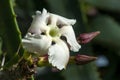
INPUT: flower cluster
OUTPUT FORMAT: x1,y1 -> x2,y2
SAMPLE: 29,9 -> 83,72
22,9 -> 81,70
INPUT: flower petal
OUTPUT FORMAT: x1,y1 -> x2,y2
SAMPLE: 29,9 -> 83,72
50,13 -> 76,26
22,33 -> 51,55
60,26 -> 81,52
28,9 -> 49,34
48,14 -> 58,26
48,39 -> 69,70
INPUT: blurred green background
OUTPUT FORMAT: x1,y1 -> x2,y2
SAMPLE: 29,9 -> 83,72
1,0 -> 120,80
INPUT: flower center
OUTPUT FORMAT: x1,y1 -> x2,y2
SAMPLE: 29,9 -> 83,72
49,26 -> 60,37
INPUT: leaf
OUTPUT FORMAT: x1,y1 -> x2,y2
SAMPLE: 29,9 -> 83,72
85,0 -> 120,11
62,63 -> 100,80
62,65 -> 81,80
89,15 -> 120,50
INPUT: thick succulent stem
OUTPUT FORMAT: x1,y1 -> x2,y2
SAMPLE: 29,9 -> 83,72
0,0 -> 26,79
0,0 -> 24,67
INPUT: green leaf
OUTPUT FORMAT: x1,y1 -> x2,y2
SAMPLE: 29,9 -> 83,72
62,63 -> 100,80
85,0 -> 120,11
89,15 -> 120,50
62,65 -> 81,80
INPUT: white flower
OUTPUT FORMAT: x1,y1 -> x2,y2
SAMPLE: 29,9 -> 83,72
22,9 -> 81,70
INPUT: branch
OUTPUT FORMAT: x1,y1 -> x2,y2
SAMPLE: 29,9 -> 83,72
0,0 -> 24,68
30,54 -> 97,67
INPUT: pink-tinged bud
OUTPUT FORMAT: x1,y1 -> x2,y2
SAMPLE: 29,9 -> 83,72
75,54 -> 97,65
77,31 -> 100,44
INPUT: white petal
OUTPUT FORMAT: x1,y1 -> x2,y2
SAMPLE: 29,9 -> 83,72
60,26 -> 81,52
57,16 -> 76,25
48,14 -> 58,26
48,39 -> 69,70
22,33 -> 51,55
28,9 -> 49,34
50,13 -> 76,26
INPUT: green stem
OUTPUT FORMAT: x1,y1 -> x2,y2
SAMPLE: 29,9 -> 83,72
31,75 -> 34,80
79,0 -> 89,30
36,55 -> 97,67
0,0 -> 24,68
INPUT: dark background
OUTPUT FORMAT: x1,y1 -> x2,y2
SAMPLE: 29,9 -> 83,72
2,0 -> 120,80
